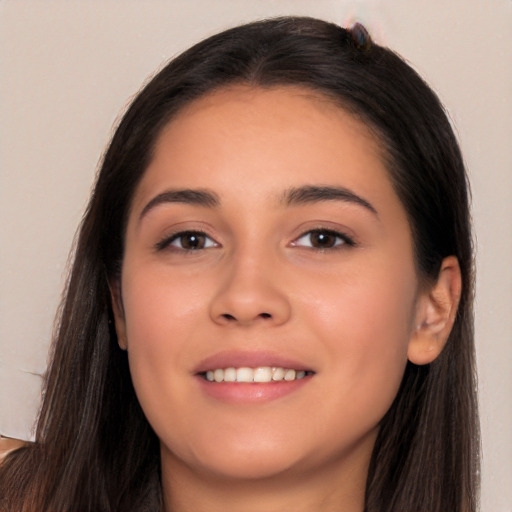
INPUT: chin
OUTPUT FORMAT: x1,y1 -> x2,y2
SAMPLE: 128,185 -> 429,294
210,453 -> 300,481
163,435 -> 308,483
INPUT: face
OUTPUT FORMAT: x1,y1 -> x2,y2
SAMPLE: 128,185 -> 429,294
114,86 -> 425,488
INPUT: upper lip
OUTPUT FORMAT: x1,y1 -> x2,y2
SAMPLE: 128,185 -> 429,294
193,350 -> 314,374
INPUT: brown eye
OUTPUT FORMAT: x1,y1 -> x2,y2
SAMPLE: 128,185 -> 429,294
166,231 -> 217,251
309,231 -> 338,248
293,229 -> 354,249
179,233 -> 205,250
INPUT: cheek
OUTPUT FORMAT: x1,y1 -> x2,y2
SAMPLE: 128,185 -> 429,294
122,266 -> 206,345
119,267 -> 207,419
303,257 -> 417,418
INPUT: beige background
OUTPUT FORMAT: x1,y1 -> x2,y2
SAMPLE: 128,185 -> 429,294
1,1 -> 511,510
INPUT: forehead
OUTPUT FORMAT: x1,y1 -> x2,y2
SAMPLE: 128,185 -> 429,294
165,84 -> 381,154
131,85 -> 398,217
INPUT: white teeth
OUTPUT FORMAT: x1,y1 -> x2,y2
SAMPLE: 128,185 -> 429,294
224,367 -> 236,382
272,367 -> 285,381
284,369 -> 296,381
203,366 -> 310,383
253,367 -> 272,383
236,367 -> 253,383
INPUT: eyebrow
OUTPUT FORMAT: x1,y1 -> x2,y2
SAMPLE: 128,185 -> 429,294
282,185 -> 378,215
139,189 -> 220,220
139,184 -> 378,221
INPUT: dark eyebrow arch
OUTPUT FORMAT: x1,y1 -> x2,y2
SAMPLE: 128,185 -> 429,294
139,189 -> 220,220
283,185 -> 378,216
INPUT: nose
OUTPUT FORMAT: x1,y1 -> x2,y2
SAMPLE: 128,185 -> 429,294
209,250 -> 292,327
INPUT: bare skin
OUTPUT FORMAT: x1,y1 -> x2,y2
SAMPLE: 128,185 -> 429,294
0,436 -> 26,463
111,85 -> 461,512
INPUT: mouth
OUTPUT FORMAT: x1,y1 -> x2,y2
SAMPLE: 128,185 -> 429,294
193,351 -> 316,402
199,367 -> 315,383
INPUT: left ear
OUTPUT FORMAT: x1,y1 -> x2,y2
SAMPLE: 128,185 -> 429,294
408,256 -> 462,365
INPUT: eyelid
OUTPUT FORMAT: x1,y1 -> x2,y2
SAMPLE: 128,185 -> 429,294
155,229 -> 220,252
290,228 -> 356,250
153,224 -> 356,253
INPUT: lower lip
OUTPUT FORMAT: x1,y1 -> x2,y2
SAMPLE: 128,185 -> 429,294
195,375 -> 312,403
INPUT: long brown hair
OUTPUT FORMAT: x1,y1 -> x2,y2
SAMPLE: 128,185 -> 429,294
0,17 -> 479,512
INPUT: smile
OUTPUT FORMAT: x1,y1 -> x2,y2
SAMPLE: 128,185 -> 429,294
202,367 -> 313,383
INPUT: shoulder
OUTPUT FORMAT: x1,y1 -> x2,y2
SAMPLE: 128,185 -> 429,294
0,436 -> 27,463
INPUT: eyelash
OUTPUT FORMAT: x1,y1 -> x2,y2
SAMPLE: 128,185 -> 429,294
292,229 -> 356,250
155,231 -> 218,252
155,228 -> 356,253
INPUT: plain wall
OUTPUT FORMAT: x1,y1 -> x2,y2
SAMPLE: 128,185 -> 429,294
1,1 -> 511,510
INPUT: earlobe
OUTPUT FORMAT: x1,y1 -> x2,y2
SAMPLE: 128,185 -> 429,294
408,256 -> 462,365
108,279 -> 128,351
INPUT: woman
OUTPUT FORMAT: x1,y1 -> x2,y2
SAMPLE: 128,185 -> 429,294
0,17 -> 479,512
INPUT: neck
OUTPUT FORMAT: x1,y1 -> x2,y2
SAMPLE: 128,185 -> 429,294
160,438 -> 373,512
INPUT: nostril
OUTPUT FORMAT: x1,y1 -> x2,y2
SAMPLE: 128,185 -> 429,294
220,312 -> 272,322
